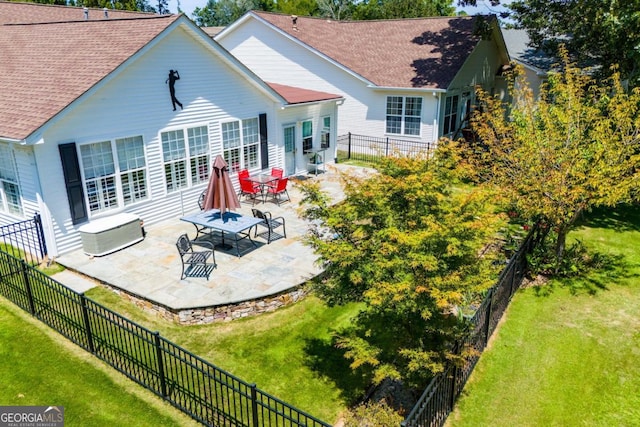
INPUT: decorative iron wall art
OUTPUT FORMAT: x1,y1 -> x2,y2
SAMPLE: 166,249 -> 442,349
166,69 -> 183,111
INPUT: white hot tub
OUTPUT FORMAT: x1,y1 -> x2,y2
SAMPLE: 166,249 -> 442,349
78,213 -> 144,256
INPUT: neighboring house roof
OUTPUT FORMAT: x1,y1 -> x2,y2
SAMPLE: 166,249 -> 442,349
201,26 -> 226,37
266,82 -> 342,105
502,28 -> 554,74
0,1 -> 153,24
224,11 -> 491,90
0,2 -> 339,142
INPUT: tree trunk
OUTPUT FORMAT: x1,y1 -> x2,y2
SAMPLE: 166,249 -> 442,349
553,208 -> 584,273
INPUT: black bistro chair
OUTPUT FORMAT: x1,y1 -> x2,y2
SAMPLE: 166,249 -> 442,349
176,234 -> 216,280
251,208 -> 286,244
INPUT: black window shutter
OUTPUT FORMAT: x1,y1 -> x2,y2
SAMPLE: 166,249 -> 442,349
58,143 -> 88,225
259,113 -> 269,170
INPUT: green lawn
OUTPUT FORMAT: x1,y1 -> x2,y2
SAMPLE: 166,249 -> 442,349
84,289 -> 367,423
0,296 -> 200,427
447,205 -> 640,426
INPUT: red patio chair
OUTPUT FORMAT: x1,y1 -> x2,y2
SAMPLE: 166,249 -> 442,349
266,177 -> 290,205
239,177 -> 263,205
271,167 -> 283,178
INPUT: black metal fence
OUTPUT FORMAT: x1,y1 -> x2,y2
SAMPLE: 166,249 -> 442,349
0,251 -> 331,427
0,213 -> 47,265
336,133 -> 436,163
401,226 -> 543,427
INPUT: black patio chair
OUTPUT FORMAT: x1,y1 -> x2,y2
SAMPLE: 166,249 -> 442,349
251,208 -> 286,244
197,189 -> 207,210
176,233 -> 216,280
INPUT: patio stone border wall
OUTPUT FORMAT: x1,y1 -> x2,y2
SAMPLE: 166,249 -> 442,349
102,283 -> 309,324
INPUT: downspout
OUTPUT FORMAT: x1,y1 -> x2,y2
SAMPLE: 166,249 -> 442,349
433,92 -> 441,144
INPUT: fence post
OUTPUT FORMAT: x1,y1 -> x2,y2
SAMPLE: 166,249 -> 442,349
80,295 -> 95,354
483,288 -> 493,348
250,383 -> 259,426
33,213 -> 47,261
385,137 -> 390,157
20,260 -> 36,315
347,132 -> 352,160
154,332 -> 168,398
449,344 -> 459,410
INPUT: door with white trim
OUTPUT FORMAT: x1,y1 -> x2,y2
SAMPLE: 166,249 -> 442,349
283,124 -> 296,176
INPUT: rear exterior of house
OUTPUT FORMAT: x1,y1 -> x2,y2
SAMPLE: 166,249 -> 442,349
0,4 -> 341,257
216,12 -> 510,146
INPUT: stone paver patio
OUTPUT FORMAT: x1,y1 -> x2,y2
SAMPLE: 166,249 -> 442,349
53,164 -> 374,323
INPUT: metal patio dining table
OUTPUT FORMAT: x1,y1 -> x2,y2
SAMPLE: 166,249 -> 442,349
180,209 -> 263,257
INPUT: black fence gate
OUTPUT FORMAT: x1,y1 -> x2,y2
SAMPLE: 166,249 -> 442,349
0,213 -> 47,265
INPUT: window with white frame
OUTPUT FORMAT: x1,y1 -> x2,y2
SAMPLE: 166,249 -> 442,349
386,96 -> 422,136
80,135 -> 148,214
321,116 -> 331,148
116,136 -> 147,205
0,144 -> 22,216
302,120 -> 313,152
161,125 -> 210,192
443,95 -> 459,135
222,118 -> 260,172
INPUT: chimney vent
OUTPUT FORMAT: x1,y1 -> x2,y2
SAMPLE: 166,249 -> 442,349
83,7 -> 89,20
291,15 -> 298,30
104,7 -> 109,18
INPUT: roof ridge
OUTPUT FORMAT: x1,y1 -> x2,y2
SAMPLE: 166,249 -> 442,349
0,0 -> 155,14
4,14 -> 177,27
253,10 -> 476,24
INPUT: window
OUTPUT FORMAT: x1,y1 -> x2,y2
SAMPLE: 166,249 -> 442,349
116,136 -> 147,205
222,118 -> 260,172
161,125 -> 210,192
321,116 -> 331,148
81,141 -> 118,213
0,144 -> 22,216
386,96 -> 422,136
80,136 -> 148,214
443,95 -> 459,135
302,120 -> 313,152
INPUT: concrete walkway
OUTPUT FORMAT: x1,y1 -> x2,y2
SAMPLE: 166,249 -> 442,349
52,164 -> 374,320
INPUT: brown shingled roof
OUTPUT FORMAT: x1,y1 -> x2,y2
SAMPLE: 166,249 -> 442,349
0,1 -> 153,24
252,11 -> 483,90
0,2 -> 179,140
267,82 -> 342,104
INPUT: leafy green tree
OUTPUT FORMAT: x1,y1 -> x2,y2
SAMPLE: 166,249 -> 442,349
273,0 -> 319,16
458,0 -> 640,86
317,0 -> 354,20
460,49 -> 640,268
299,152 -> 505,387
352,0 -> 455,20
509,0 -> 640,86
193,0 -> 274,26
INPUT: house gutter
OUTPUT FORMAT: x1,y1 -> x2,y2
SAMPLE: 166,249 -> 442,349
0,137 -> 27,144
368,86 -> 447,94
279,97 -> 344,109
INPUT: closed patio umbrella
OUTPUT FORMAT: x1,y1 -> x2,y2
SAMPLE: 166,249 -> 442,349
203,155 -> 241,219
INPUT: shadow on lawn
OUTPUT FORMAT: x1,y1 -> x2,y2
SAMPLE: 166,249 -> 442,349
532,203 -> 640,297
303,337 -> 371,405
576,203 -> 640,233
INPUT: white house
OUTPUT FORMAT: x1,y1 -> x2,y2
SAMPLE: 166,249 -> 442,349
0,2 -> 342,256
215,11 -> 510,145
502,28 -> 554,99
